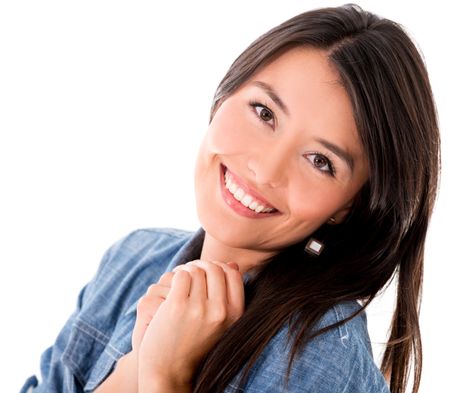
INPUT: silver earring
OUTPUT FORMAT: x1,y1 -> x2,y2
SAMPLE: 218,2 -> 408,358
328,217 -> 336,224
305,238 -> 325,256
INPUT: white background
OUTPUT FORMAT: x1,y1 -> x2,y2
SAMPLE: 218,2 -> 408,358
1,1 -> 448,392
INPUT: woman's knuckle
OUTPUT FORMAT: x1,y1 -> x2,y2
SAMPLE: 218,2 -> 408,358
189,304 -> 205,319
192,266 -> 206,276
210,305 -> 227,323
187,265 -> 200,272
176,269 -> 191,280
208,263 -> 222,275
146,283 -> 158,295
159,271 -> 174,282
186,260 -> 200,268
136,296 -> 147,311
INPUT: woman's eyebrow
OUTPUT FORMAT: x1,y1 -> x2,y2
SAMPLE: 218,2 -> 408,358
315,137 -> 355,173
251,80 -> 355,174
251,81 -> 290,116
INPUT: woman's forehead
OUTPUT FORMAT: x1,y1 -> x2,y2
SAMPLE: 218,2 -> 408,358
250,47 -> 338,82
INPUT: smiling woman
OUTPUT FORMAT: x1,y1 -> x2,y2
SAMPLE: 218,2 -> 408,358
195,47 -> 369,269
20,4 -> 440,393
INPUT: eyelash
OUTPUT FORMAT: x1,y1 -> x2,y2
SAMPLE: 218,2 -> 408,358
249,100 -> 276,127
248,100 -> 336,177
306,151 -> 336,177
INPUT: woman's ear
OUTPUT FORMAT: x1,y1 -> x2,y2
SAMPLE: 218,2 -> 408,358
328,201 -> 353,225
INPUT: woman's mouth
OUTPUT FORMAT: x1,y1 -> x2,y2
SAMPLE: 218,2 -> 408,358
219,164 -> 280,218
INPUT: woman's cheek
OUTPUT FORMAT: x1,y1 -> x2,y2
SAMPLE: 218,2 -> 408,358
206,122 -> 253,156
288,184 -> 335,222
207,101 -> 258,155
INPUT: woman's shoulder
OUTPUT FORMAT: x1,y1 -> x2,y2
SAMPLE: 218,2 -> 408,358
91,227 -> 195,283
44,227 -> 199,389
293,301 -> 389,391
319,300 -> 373,353
103,227 -> 195,260
311,301 -> 389,392
229,301 -> 390,393
77,227 -> 197,332
89,225 -> 195,283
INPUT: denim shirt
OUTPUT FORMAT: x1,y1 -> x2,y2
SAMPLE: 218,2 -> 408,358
21,227 -> 390,393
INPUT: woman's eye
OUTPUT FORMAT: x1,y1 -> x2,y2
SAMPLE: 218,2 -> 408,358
249,101 -> 275,126
305,153 -> 336,177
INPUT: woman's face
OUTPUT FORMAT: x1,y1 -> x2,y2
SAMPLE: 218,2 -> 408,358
194,47 -> 369,254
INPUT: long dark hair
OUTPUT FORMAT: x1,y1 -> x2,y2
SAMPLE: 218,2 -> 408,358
193,4 -> 440,393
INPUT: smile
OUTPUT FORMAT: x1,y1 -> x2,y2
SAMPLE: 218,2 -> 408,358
220,164 -> 280,218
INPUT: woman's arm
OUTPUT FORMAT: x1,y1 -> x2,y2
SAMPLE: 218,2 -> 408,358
139,374 -> 192,393
94,351 -> 138,393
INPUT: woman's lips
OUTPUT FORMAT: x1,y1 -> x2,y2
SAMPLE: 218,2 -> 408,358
222,164 -> 278,210
219,164 -> 281,218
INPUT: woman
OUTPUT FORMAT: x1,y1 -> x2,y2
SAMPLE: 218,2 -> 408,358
21,4 -> 440,393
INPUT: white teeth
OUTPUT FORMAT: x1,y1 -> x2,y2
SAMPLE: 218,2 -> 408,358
234,188 -> 245,201
241,195 -> 252,207
249,201 -> 258,210
223,168 -> 276,213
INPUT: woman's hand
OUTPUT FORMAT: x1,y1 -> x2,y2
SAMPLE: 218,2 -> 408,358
137,260 -> 245,391
132,270 -> 174,354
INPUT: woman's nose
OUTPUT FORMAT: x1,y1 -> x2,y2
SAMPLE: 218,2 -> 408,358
247,144 -> 290,188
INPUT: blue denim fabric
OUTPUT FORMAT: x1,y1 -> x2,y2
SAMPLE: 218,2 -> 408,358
21,227 -> 390,392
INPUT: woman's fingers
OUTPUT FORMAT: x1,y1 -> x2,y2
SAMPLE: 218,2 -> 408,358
167,269 -> 191,301
133,294 -> 165,351
132,273 -> 174,351
173,260 -> 244,323
136,294 -> 165,324
185,265 -> 207,301
217,262 -> 245,320
201,260 -> 245,321
188,260 -> 227,303
158,271 -> 175,287
137,260 -> 246,384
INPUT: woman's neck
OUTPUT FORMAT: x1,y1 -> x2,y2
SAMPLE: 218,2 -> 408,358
199,231 -> 276,276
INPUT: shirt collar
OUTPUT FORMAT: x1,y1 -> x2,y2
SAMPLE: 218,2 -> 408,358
170,226 -> 205,268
